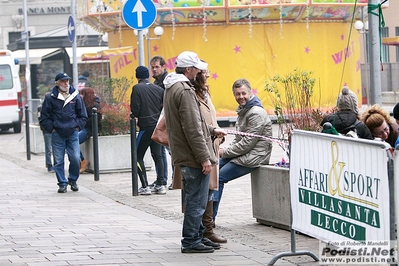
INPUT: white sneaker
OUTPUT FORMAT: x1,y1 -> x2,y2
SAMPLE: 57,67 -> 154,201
138,187 -> 151,195
153,185 -> 166,195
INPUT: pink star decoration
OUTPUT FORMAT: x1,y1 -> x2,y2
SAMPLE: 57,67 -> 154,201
153,45 -> 159,52
211,72 -> 219,80
305,46 -> 310,54
252,88 -> 258,95
341,34 -> 345,40
233,45 -> 241,53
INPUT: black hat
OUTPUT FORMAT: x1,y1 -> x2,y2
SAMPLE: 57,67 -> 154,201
393,103 -> 399,120
135,66 -> 149,80
55,72 -> 72,81
82,70 -> 90,77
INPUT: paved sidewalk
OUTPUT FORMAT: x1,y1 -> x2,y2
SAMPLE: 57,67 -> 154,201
0,126 -> 324,266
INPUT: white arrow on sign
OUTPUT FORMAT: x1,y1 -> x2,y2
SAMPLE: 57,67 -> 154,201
68,23 -> 75,35
132,0 -> 147,27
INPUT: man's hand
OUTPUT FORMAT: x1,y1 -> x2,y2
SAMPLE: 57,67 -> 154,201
214,128 -> 226,138
201,160 -> 212,175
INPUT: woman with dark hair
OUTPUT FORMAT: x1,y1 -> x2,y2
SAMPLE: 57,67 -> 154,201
191,64 -> 227,244
79,87 -> 101,173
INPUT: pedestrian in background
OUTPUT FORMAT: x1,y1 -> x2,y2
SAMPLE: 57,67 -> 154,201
163,51 -> 226,253
39,72 -> 87,193
213,78 -> 273,222
321,86 -> 372,139
78,87 -> 101,173
149,55 -> 172,190
361,104 -> 399,148
78,70 -> 91,90
130,66 -> 166,195
191,62 -> 227,243
37,97 -> 54,173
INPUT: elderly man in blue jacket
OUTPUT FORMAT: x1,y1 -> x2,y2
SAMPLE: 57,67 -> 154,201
40,72 -> 87,193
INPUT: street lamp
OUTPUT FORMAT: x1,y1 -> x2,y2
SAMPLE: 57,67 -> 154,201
134,26 -> 164,68
354,16 -> 369,106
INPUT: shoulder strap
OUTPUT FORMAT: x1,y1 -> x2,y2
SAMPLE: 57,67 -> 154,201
342,120 -> 361,133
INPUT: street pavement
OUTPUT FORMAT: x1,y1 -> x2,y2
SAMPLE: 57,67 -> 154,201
0,125 -> 327,266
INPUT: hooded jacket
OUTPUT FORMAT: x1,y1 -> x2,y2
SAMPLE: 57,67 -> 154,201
130,79 -> 164,130
222,95 -> 273,167
40,85 -> 87,138
163,72 -> 217,168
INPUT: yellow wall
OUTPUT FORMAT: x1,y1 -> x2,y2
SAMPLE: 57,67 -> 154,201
107,22 -> 361,116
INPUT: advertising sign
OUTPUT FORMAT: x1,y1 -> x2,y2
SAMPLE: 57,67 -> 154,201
290,130 -> 391,242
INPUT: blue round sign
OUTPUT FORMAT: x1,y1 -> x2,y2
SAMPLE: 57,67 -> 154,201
67,16 -> 75,43
122,0 -> 157,30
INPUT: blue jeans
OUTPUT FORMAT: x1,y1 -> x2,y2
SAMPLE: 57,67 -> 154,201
52,130 -> 80,186
212,158 -> 256,221
43,132 -> 52,168
180,165 -> 210,249
78,128 -> 90,161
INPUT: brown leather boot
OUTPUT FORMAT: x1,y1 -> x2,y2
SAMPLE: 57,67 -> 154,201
80,159 -> 89,174
203,200 -> 227,243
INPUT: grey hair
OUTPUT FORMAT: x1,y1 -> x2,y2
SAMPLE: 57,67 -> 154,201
232,78 -> 251,92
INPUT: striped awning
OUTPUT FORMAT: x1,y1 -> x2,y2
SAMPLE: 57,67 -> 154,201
382,37 -> 399,46
81,46 -> 134,61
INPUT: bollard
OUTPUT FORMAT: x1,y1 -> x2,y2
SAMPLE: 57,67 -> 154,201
92,107 -> 100,181
25,105 -> 31,160
130,117 -> 138,196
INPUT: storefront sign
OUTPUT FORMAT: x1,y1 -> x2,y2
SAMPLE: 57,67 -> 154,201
18,7 -> 71,15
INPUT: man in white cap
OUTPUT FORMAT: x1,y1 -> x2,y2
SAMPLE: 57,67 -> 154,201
163,51 -> 225,253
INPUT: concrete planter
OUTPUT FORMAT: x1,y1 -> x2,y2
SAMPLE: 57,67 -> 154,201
28,126 -> 153,173
28,124 -> 45,155
251,165 -> 291,230
81,135 -> 153,173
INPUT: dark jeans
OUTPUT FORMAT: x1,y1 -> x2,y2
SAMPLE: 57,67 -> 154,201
212,158 -> 256,221
180,165 -> 210,249
78,128 -> 90,161
136,128 -> 165,187
43,132 -> 52,168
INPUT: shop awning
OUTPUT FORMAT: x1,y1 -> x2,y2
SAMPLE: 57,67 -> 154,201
382,37 -> 399,46
12,47 -> 109,65
65,47 -> 108,63
81,46 -> 134,61
12,48 -> 59,65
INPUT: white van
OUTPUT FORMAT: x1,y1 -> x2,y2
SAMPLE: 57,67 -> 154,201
0,50 -> 22,133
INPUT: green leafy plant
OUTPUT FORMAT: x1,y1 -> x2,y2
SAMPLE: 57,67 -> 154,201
265,68 -> 323,156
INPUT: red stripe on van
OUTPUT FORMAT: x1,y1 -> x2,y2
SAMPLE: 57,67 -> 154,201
0,99 -> 18,106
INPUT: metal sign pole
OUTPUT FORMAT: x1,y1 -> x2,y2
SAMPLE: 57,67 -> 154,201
23,0 -> 32,124
70,0 -> 78,87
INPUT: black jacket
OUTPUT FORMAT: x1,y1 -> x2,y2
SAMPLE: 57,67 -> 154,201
321,111 -> 373,140
130,79 -> 163,130
153,70 -> 168,90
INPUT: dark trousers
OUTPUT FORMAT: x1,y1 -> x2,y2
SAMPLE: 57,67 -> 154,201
136,128 -> 166,187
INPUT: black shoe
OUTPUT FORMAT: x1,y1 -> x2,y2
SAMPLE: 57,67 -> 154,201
58,185 -> 67,193
69,181 -> 79,192
181,243 -> 214,253
202,237 -> 221,249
